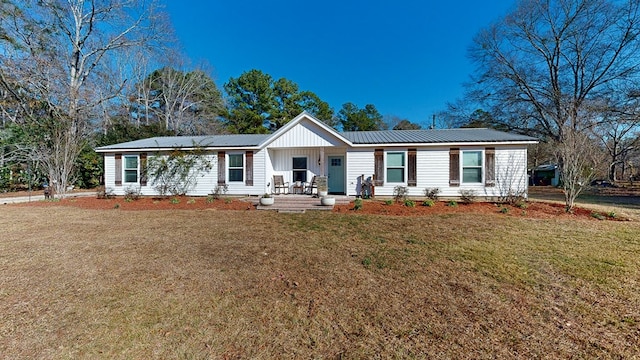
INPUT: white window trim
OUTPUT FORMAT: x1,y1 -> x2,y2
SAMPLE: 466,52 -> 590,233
461,150 -> 483,184
386,151 -> 406,184
123,155 -> 139,184
228,153 -> 244,182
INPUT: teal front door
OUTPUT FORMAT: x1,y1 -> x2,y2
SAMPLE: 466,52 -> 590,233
328,156 -> 345,194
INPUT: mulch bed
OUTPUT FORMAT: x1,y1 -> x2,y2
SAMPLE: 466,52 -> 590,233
9,195 -> 622,220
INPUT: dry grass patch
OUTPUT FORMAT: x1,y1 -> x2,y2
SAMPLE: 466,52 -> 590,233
1,208 -> 639,358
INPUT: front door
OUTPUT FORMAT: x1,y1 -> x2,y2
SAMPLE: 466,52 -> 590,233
328,156 -> 345,194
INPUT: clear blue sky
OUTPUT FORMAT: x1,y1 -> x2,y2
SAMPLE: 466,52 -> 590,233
165,1 -> 515,127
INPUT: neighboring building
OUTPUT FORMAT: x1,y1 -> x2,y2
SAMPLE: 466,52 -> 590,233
96,112 -> 538,199
531,163 -> 560,186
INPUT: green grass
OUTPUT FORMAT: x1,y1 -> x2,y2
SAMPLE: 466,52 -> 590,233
1,207 -> 639,358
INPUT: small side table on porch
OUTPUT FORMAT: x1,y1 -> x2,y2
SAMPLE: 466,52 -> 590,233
292,181 -> 305,194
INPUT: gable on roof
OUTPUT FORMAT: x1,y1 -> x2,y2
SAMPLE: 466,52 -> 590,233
265,113 -> 350,148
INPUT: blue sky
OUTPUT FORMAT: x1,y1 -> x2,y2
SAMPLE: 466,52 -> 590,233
165,1 -> 515,127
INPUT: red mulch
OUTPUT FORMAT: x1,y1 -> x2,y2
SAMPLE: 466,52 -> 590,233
334,199 -> 612,220
10,195 -> 618,220
13,196 -> 256,211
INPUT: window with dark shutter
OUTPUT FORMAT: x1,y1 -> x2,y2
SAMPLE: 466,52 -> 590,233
485,148 -> 495,187
245,151 -> 253,186
218,151 -> 226,185
449,148 -> 460,187
374,149 -> 384,186
408,149 -> 417,187
115,154 -> 122,186
139,153 -> 147,186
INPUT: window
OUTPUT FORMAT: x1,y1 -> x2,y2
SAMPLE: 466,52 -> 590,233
292,157 -> 307,182
228,154 -> 244,182
462,151 -> 483,183
124,156 -> 138,183
387,152 -> 405,183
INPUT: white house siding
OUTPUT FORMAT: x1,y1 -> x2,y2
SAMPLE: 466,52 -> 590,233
268,120 -> 345,148
222,149 -> 266,196
345,149 -> 374,196
103,153 -> 116,192
492,146 -> 529,199
344,145 -> 529,199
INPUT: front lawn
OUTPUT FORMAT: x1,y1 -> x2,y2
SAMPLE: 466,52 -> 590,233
1,207 -> 638,358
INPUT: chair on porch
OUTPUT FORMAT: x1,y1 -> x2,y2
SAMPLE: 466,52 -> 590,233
306,176 -> 318,195
273,175 -> 289,194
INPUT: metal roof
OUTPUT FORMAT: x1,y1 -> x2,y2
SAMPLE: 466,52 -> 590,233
96,128 -> 537,152
96,134 -> 270,151
342,128 -> 538,144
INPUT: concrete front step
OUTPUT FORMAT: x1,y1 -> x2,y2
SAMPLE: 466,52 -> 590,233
256,195 -> 351,212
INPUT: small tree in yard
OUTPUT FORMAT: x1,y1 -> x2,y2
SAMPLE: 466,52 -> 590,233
146,149 -> 212,196
555,130 -> 601,211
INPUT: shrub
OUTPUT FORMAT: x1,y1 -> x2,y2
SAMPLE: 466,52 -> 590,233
423,187 -> 440,201
170,197 -> 180,204
210,184 -> 229,200
447,200 -> 458,207
591,212 -> 605,220
404,199 -> 416,207
97,186 -> 115,199
500,190 -> 526,206
384,199 -> 393,205
422,199 -> 435,207
123,186 -> 141,201
354,198 -> 363,210
393,185 -> 408,203
187,198 -> 196,204
458,189 -> 477,204
500,207 -> 509,214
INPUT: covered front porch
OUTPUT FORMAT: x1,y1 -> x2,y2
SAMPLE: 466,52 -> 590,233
267,147 -> 347,195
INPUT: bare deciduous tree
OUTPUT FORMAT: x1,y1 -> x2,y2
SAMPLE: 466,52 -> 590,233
468,0 -> 640,210
0,0 -> 172,196
135,64 -> 225,135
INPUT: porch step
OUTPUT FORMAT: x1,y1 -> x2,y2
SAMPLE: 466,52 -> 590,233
255,195 -> 351,212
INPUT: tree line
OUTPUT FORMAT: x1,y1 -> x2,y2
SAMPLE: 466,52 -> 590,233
0,1 -> 422,195
3,0 -> 640,212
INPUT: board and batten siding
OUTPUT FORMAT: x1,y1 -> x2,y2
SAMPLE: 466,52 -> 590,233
270,148 -> 326,185
268,120 -> 346,148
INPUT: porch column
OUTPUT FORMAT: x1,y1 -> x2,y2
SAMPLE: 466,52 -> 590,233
319,147 -> 325,176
